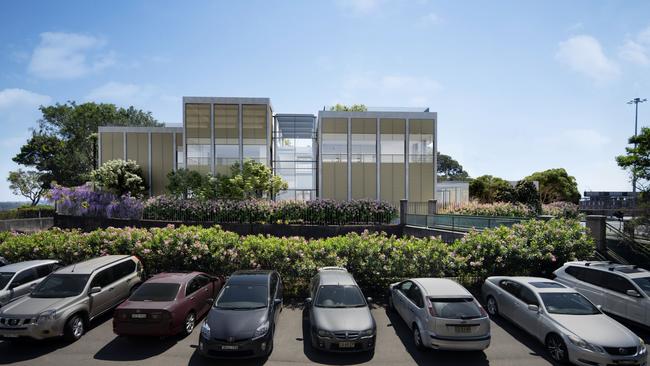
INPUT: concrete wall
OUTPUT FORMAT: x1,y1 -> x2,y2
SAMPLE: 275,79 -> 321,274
0,218 -> 53,233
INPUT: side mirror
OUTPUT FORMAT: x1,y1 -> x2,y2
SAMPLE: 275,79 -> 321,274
274,298 -> 282,306
206,298 -> 214,305
367,297 -> 373,303
305,297 -> 312,305
89,286 -> 102,294
527,304 -> 539,312
596,304 -> 603,311
30,283 -> 38,290
626,289 -> 641,298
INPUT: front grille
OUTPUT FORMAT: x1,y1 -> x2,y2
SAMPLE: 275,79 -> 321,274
0,317 -> 33,327
334,331 -> 360,340
604,346 -> 637,356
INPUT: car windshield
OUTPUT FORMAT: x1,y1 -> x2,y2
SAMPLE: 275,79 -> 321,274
429,297 -> 482,319
0,272 -> 15,289
315,285 -> 366,308
129,283 -> 180,302
215,284 -> 268,309
31,274 -> 90,298
540,293 -> 600,315
632,277 -> 650,297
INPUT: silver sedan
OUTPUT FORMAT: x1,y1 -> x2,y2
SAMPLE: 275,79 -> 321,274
482,276 -> 647,366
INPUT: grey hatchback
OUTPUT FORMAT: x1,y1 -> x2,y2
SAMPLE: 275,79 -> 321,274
305,267 -> 376,353
0,260 -> 62,307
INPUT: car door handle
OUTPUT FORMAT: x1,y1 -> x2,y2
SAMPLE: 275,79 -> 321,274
190,296 -> 195,300
126,278 -> 132,283
409,308 -> 415,313
108,287 -> 114,291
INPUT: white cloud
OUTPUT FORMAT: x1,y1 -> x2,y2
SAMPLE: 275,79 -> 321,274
0,88 -> 51,109
28,32 -> 115,79
555,35 -> 620,82
618,26 -> 650,66
340,73 -> 441,107
417,12 -> 442,27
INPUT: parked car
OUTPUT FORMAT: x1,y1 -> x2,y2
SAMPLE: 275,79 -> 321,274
0,255 -> 144,341
305,267 -> 376,353
388,278 -> 490,351
199,270 -> 283,359
553,261 -> 650,328
113,271 -> 224,337
0,260 -> 62,307
482,276 -> 647,365
0,257 -> 8,266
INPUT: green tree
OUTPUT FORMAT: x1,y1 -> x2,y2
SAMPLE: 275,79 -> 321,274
437,153 -> 470,181
329,104 -> 368,112
166,169 -> 208,199
469,175 -> 512,203
90,159 -> 147,197
616,126 -> 650,192
525,168 -> 580,204
7,170 -> 46,206
512,180 -> 541,213
217,160 -> 288,199
13,102 -> 160,189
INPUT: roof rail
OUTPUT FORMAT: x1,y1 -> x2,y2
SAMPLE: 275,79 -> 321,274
318,266 -> 347,272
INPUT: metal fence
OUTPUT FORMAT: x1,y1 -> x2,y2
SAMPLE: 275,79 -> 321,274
406,213 -> 526,232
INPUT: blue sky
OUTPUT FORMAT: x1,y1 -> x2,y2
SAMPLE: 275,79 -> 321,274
1,0 -> 649,201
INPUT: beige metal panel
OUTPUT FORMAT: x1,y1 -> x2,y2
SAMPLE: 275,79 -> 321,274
175,133 -> 183,147
322,118 -> 348,133
214,104 -> 239,144
322,162 -> 348,201
409,163 -> 422,202
151,133 -> 174,196
127,133 -> 150,186
242,104 -> 267,141
351,118 -> 376,134
380,118 -> 405,134
380,162 -> 405,207
99,132 -> 125,164
351,162 -> 376,199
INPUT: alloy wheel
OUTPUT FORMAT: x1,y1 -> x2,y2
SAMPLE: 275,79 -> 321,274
486,297 -> 498,316
185,313 -> 195,334
547,335 -> 566,363
72,317 -> 84,338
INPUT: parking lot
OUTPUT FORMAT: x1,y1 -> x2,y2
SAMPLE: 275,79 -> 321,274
1,305 -> 648,366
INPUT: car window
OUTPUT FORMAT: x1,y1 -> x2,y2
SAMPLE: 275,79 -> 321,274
215,284 -> 268,309
0,272 -> 15,289
580,268 -> 605,287
270,274 -> 278,298
113,260 -> 136,280
519,287 -> 539,305
310,275 -> 319,297
11,268 -> 38,287
186,278 -> 200,296
315,285 -> 366,308
499,280 -> 521,297
407,285 -> 424,308
600,272 -> 635,294
540,293 -> 600,315
195,274 -> 210,288
429,297 -> 482,319
130,283 -> 180,301
91,268 -> 113,288
31,274 -> 90,298
399,281 -> 413,295
564,266 -> 582,279
632,277 -> 650,297
35,264 -> 54,278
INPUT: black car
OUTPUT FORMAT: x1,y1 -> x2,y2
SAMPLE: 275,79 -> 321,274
199,270 -> 283,359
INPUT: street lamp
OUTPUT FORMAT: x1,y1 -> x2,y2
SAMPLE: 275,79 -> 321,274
627,98 -> 647,193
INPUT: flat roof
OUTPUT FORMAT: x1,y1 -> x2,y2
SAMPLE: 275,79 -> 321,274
99,126 -> 183,133
58,255 -> 131,275
318,110 -> 437,119
183,96 -> 272,110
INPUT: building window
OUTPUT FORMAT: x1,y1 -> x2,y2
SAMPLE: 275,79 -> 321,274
351,118 -> 376,199
409,119 -> 435,202
380,119 -> 405,206
185,103 -> 211,173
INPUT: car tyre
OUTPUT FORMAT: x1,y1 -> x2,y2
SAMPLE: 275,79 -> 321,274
413,325 -> 426,351
486,296 -> 499,317
546,333 -> 569,364
64,314 -> 85,342
182,312 -> 196,336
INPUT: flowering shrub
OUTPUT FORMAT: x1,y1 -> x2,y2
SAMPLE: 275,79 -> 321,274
542,201 -> 580,219
143,196 -> 397,225
439,201 -> 535,217
49,183 -> 143,220
0,219 -> 593,297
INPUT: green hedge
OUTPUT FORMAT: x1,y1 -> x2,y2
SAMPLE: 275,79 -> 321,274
0,219 -> 593,297
0,205 -> 55,220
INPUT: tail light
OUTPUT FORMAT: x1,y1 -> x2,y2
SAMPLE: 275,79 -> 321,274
426,298 -> 437,317
150,311 -> 170,320
475,300 -> 487,317
116,311 -> 127,320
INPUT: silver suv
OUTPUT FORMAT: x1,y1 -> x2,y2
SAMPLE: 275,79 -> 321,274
554,261 -> 650,327
0,260 -> 62,307
0,255 -> 143,341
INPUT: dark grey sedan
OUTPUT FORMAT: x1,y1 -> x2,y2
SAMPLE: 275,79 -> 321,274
305,267 -> 376,353
198,270 -> 283,359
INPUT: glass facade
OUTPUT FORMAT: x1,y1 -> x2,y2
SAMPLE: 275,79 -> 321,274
409,119 -> 435,202
380,118 -> 405,206
321,118 -> 348,201
351,118 -> 376,199
273,115 -> 317,201
214,104 -> 239,175
185,103 -> 211,173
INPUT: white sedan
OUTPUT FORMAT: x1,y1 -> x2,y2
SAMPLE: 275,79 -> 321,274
482,276 -> 647,366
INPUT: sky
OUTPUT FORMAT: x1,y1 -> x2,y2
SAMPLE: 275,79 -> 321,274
1,0 -> 649,201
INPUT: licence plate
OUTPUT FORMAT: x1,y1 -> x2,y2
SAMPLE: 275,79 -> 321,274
3,334 -> 18,338
131,314 -> 147,319
455,326 -> 471,333
614,361 -> 638,365
221,345 -> 239,350
339,341 -> 355,348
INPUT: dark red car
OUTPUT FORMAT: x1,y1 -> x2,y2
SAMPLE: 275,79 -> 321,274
113,272 -> 224,337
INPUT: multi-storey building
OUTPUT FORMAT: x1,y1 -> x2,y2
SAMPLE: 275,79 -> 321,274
98,97 -> 437,203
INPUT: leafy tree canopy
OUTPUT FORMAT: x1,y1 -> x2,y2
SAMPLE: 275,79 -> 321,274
90,159 -> 147,197
217,160 -> 288,199
166,169 -> 208,199
437,153 -> 470,181
7,170 -> 46,206
525,168 -> 580,204
329,104 -> 368,112
616,126 -> 650,192
469,175 -> 512,203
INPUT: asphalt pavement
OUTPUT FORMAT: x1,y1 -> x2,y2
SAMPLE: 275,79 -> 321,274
0,305 -> 647,366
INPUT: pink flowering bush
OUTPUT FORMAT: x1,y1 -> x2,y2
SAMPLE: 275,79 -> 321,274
542,201 -> 580,219
440,201 -> 535,217
0,219 -> 593,297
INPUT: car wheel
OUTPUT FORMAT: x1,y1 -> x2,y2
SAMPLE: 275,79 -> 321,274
486,296 -> 499,317
183,312 -> 196,336
546,334 -> 569,364
64,314 -> 85,342
413,325 -> 426,351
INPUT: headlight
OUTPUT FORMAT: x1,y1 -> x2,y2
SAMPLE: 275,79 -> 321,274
360,328 -> 375,337
200,322 -> 210,339
567,334 -> 604,353
317,329 -> 334,338
36,310 -> 57,324
253,321 -> 269,339
639,338 -> 646,353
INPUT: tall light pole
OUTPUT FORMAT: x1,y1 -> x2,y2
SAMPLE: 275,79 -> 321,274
627,97 -> 647,193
